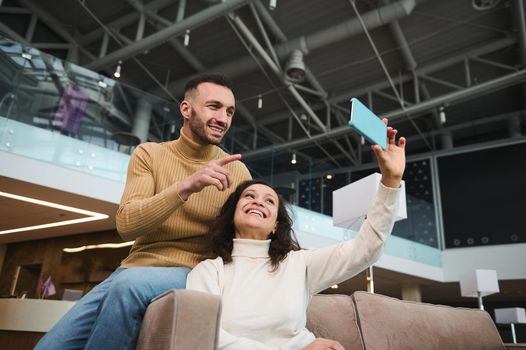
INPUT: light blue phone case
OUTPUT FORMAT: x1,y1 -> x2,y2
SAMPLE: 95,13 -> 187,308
348,97 -> 387,150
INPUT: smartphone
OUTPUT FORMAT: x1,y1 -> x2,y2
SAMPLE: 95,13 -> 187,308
348,97 -> 387,150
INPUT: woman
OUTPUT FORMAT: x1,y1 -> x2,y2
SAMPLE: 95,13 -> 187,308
187,121 -> 406,350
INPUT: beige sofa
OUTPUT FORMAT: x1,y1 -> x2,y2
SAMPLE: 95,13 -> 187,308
137,290 -> 525,350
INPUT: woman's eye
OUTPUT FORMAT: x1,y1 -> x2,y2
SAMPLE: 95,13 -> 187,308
245,193 -> 255,198
266,199 -> 275,205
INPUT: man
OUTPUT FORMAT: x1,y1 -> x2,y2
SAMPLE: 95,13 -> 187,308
36,73 -> 251,350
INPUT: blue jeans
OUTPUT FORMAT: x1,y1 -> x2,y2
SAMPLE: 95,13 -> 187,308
35,266 -> 191,350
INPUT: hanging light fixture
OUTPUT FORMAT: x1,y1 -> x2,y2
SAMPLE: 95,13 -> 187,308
113,60 -> 122,79
257,95 -> 263,109
291,152 -> 297,165
439,106 -> 446,124
269,0 -> 277,10
184,29 -> 191,47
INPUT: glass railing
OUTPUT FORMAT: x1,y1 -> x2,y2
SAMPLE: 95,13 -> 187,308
0,35 -> 181,155
291,205 -> 442,267
0,115 -> 130,183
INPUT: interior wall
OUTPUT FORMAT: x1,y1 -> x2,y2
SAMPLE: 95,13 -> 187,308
0,230 -> 128,299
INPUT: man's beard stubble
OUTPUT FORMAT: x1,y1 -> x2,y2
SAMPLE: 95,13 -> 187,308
188,109 -> 222,146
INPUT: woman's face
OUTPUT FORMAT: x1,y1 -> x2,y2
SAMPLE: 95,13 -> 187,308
234,184 -> 279,240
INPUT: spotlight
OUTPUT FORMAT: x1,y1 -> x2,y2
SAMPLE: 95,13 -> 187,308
257,95 -> 263,109
285,50 -> 306,82
291,152 -> 297,165
269,0 -> 277,10
113,60 -> 122,79
326,174 -> 333,180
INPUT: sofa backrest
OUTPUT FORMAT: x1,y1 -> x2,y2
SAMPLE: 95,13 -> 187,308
307,291 -> 506,350
307,294 -> 362,349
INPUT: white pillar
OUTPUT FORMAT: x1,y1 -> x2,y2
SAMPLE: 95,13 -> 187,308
132,98 -> 152,143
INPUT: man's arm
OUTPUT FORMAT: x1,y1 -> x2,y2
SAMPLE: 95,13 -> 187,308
116,144 -> 186,241
116,146 -> 244,241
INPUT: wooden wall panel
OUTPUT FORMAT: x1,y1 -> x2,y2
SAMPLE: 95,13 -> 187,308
0,230 -> 129,299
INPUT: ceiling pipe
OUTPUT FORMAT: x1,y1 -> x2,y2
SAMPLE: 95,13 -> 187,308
229,14 -> 327,132
85,0 -> 254,71
241,69 -> 526,161
159,0 -> 416,96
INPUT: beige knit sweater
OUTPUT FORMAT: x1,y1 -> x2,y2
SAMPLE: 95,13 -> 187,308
116,129 -> 251,268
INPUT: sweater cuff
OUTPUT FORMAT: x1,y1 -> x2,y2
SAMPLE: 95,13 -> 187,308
162,182 -> 187,206
376,181 -> 401,207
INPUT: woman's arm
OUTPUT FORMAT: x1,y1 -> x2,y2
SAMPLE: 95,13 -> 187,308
304,120 -> 406,294
303,183 -> 400,294
187,261 -> 279,350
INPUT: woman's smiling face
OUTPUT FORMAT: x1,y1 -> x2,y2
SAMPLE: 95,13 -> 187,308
233,184 -> 279,240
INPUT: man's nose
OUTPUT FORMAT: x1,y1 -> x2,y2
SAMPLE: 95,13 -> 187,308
215,109 -> 229,124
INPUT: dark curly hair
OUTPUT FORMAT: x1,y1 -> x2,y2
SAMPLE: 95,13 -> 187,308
209,180 -> 300,271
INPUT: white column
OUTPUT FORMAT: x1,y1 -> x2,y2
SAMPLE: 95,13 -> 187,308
132,98 -> 152,143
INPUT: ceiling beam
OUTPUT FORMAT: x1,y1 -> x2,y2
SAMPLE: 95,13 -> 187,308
241,70 -> 526,161
79,0 -> 176,46
85,0 -> 254,72
17,0 -> 97,62
157,0 -> 417,97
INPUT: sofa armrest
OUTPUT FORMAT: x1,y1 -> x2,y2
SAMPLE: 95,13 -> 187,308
505,344 -> 526,349
136,289 -> 221,350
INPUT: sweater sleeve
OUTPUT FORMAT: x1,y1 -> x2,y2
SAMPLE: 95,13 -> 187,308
116,144 -> 185,241
304,183 -> 401,294
187,260 -> 279,350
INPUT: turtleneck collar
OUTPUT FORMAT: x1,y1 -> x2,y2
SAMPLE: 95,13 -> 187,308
170,127 -> 218,162
232,239 -> 270,258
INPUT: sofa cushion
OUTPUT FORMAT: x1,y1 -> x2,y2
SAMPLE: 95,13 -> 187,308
352,291 -> 506,350
307,294 -> 363,350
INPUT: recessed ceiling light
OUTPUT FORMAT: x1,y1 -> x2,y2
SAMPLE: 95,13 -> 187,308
63,241 -> 134,253
0,191 -> 109,235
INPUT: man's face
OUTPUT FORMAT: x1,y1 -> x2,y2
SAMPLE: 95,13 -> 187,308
181,82 -> 235,145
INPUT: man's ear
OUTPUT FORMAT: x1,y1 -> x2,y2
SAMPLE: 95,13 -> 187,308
180,100 -> 191,121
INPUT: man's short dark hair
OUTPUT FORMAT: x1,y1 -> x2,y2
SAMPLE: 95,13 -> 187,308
184,73 -> 234,99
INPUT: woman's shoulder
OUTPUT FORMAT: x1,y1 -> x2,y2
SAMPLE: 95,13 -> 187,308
192,256 -> 224,273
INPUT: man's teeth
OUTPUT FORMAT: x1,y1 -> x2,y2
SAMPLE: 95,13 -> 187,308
248,209 -> 264,217
210,126 -> 223,133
